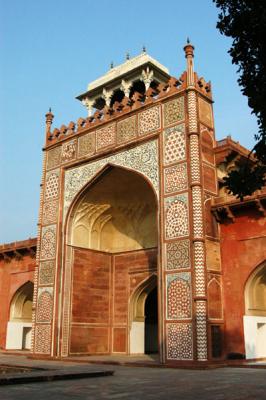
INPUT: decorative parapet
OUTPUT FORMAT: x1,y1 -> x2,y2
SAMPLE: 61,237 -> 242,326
211,187 -> 266,222
45,74 -> 187,147
0,238 -> 37,260
214,135 -> 254,165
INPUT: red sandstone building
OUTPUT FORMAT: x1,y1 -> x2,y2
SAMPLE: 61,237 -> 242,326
0,43 -> 265,364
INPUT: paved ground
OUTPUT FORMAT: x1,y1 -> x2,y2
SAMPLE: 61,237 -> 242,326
1,354 -> 266,399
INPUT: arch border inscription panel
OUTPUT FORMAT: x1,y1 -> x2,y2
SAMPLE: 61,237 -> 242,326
64,139 -> 159,217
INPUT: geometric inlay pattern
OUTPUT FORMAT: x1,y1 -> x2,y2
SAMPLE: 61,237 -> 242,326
165,193 -> 189,239
164,163 -> 188,194
190,134 -> 201,183
192,186 -> 204,238
164,96 -> 184,128
39,260 -> 55,286
167,323 -> 193,360
96,123 -> 116,150
36,288 -> 53,323
138,105 -> 161,136
34,325 -> 51,354
196,300 -> 208,360
188,90 -> 197,132
45,169 -> 60,201
165,239 -> 190,270
163,124 -> 186,165
194,241 -> 206,297
61,139 -> 77,164
42,200 -> 58,225
40,225 -> 57,260
61,247 -> 72,356
46,146 -> 61,170
64,140 -> 159,216
117,115 -> 136,144
78,132 -> 96,158
166,273 -> 191,319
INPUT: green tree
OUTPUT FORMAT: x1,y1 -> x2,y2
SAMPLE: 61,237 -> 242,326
214,0 -> 266,199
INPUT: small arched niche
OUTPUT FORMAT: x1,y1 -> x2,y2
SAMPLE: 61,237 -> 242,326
243,262 -> 266,359
245,264 -> 266,317
68,166 -> 157,253
130,275 -> 158,354
6,281 -> 33,350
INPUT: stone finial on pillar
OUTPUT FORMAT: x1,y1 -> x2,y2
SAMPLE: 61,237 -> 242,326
45,108 -> 54,139
184,39 -> 195,87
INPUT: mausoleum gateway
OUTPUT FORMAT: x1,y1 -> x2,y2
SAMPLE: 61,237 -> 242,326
0,43 -> 265,364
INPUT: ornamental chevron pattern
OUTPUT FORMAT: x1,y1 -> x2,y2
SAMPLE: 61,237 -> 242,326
190,134 -> 201,183
194,241 -> 206,296
188,90 -> 197,132
196,300 -> 208,360
192,186 -> 204,238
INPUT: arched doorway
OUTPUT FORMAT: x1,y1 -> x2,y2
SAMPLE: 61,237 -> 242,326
66,166 -> 158,355
243,263 -> 266,359
130,275 -> 158,354
6,281 -> 33,350
145,287 -> 158,354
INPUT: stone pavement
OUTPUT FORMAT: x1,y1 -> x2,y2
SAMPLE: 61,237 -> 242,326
0,353 -> 114,386
0,354 -> 266,399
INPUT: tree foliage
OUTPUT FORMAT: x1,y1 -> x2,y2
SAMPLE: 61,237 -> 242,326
214,0 -> 266,199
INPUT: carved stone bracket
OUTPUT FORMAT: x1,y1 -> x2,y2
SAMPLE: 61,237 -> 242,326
141,67 -> 154,90
27,247 -> 36,258
2,253 -> 11,262
224,205 -> 235,221
212,206 -> 235,222
120,79 -> 132,98
102,88 -> 114,107
82,98 -> 95,116
14,250 -> 23,260
255,199 -> 266,217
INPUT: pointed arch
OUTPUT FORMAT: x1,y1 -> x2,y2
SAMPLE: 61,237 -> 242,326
6,281 -> 33,350
243,261 -> 266,359
66,165 -> 158,253
129,274 -> 158,354
9,281 -> 33,322
245,262 -> 266,317
61,162 -> 159,356
130,274 -> 157,322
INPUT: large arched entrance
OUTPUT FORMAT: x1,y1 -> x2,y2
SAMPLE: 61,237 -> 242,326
244,263 -> 266,359
66,165 -> 158,355
6,281 -> 33,350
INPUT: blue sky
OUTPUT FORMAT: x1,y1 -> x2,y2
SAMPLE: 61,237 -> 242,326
0,0 -> 258,243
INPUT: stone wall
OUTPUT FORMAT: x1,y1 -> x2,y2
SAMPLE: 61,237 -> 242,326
69,247 -> 157,354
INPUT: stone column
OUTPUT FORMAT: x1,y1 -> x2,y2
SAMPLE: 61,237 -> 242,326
185,42 -> 208,361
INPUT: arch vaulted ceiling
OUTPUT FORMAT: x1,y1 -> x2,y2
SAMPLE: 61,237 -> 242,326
69,166 -> 157,253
